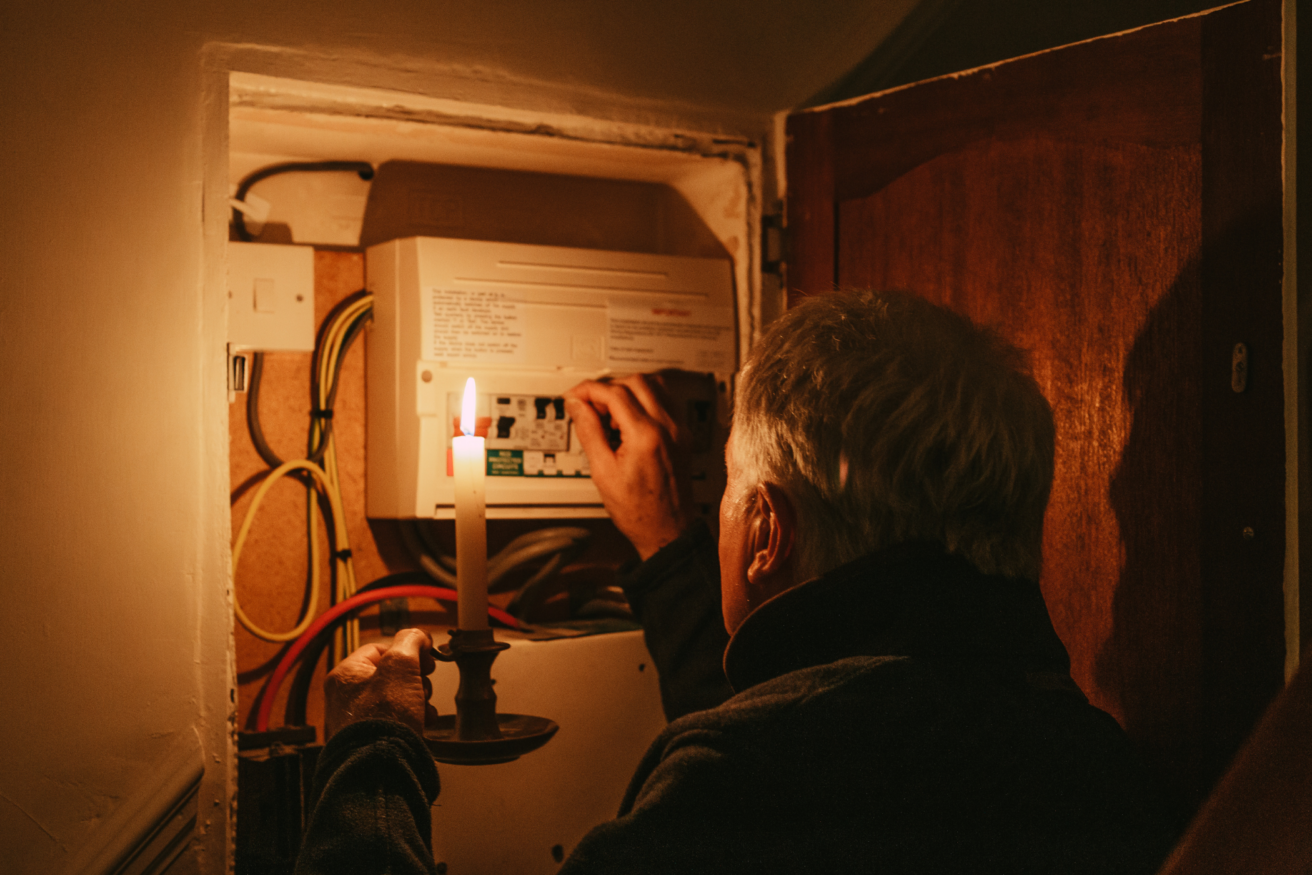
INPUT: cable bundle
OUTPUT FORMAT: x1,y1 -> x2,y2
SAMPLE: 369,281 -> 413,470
398,521 -> 593,619
234,292 -> 372,658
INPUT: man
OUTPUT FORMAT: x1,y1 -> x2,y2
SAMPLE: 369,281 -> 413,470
296,291 -> 1176,874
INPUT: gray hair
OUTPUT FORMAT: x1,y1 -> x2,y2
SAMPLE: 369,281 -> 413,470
729,290 -> 1054,582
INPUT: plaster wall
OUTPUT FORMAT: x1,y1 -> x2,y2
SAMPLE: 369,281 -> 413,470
0,2 -> 921,871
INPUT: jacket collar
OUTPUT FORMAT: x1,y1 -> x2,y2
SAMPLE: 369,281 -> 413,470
722,541 -> 1073,693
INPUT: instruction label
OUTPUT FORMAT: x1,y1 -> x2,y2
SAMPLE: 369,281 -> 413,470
424,288 -> 525,363
606,304 -> 735,371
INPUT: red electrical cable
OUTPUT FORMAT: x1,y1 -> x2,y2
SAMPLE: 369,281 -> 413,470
255,585 -> 523,732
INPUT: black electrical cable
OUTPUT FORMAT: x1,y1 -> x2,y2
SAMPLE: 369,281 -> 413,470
231,161 -> 374,241
245,352 -> 284,469
245,290 -> 371,469
310,305 -> 370,451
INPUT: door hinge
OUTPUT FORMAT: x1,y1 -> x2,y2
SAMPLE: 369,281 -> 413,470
1231,342 -> 1248,393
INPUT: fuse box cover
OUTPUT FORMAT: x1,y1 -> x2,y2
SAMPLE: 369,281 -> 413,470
365,237 -> 735,518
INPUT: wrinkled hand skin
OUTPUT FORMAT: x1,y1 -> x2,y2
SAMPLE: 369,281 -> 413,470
324,628 -> 440,741
565,372 -> 696,561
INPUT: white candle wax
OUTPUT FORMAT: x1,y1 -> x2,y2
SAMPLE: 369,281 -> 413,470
454,378 -> 488,630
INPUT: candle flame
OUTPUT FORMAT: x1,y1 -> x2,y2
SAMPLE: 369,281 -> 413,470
461,377 -> 477,436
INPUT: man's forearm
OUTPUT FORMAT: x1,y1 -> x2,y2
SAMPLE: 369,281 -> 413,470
619,520 -> 734,720
295,720 -> 440,875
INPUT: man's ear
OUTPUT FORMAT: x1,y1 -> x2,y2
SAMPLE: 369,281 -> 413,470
745,482 -> 796,591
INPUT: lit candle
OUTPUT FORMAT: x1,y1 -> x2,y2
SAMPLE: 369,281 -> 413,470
453,377 -> 488,630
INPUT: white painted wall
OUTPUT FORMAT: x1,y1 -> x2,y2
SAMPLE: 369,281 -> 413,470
0,1 -> 916,871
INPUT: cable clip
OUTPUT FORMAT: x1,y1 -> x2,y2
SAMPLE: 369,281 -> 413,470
312,408 -> 334,420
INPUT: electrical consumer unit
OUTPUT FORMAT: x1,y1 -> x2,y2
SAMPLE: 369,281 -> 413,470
365,236 -> 735,519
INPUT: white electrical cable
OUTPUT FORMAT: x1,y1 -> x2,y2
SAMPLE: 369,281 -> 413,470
401,521 -> 590,598
400,520 -> 458,586
487,535 -> 587,588
504,552 -> 568,616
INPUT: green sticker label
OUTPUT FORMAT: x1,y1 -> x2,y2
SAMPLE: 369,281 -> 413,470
487,449 -> 523,477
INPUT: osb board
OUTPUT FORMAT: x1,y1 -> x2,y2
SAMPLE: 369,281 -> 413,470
230,251 -> 639,735
230,251 -> 410,733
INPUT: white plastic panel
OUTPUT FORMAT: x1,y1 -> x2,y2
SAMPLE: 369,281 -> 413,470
426,629 -> 667,874
366,236 -> 735,518
227,241 -> 315,352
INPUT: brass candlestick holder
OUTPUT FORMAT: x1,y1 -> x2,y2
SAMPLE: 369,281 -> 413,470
424,628 -> 558,765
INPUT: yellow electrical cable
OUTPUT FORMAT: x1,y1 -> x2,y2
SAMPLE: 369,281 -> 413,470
331,298 -> 371,653
232,459 -> 345,642
311,295 -> 372,656
324,434 -> 358,654
232,295 -> 373,655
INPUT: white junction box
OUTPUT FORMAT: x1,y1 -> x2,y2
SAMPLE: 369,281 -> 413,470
227,240 -> 315,352
366,236 -> 735,519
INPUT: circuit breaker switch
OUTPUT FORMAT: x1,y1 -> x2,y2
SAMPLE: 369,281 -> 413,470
534,397 -> 551,420
496,416 -> 516,439
553,398 -> 566,420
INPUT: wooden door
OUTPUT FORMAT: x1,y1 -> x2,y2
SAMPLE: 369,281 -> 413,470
786,0 -> 1284,816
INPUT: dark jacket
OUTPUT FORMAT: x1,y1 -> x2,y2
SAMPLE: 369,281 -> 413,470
298,528 -> 1176,874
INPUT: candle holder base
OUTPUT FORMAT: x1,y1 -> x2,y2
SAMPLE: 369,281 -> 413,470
427,628 -> 558,765
424,713 -> 559,765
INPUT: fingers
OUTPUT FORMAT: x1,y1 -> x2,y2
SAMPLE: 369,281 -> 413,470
331,643 -> 386,680
618,374 -> 683,442
382,628 -> 431,676
565,385 -> 617,467
569,378 -> 671,451
354,643 -> 387,665
596,380 -> 659,437
322,630 -> 440,742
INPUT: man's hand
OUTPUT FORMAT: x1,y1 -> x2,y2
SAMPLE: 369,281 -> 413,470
324,628 -> 439,741
566,373 -> 696,560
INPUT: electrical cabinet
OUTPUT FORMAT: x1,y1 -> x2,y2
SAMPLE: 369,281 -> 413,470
229,74 -> 757,875
365,236 -> 735,519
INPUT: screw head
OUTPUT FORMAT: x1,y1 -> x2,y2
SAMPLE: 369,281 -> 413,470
1242,526 -> 1256,540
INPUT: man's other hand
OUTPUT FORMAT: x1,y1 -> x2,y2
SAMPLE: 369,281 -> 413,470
324,628 -> 439,741
565,373 -> 695,560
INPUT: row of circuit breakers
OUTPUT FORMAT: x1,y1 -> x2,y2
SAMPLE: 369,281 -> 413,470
362,237 -> 735,519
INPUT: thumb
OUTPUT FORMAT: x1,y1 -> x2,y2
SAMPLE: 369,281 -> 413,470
382,628 -> 430,671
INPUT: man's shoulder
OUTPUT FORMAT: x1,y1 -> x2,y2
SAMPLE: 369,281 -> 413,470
613,654 -> 1175,874
656,652 -> 1133,768
654,654 -> 922,750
